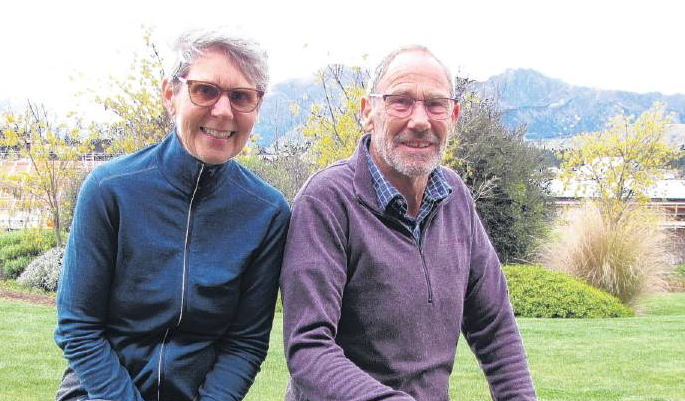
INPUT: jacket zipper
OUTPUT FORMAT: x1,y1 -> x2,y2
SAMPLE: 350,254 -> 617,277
157,328 -> 170,401
157,164 -> 204,401
358,197 -> 440,304
416,206 -> 441,304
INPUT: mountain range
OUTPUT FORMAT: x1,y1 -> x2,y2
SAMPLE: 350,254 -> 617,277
253,68 -> 685,146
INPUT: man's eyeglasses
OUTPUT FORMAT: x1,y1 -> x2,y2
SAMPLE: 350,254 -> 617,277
369,94 -> 456,120
177,77 -> 264,112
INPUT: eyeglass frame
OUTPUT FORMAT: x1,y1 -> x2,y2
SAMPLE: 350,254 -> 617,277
176,76 -> 264,112
368,93 -> 458,120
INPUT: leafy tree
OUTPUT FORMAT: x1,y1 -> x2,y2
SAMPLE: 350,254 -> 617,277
444,88 -> 555,263
301,65 -> 368,168
0,103 -> 93,247
83,26 -> 171,154
559,102 -> 681,226
238,139 -> 315,204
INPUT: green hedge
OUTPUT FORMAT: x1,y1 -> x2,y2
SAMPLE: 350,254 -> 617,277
0,230 -> 57,279
503,264 -> 634,318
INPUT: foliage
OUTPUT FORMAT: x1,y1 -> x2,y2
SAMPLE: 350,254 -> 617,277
0,230 -> 24,248
301,65 -> 368,168
0,103 -> 93,247
503,264 -> 633,318
2,257 -> 33,279
17,247 -> 64,292
559,102 -> 681,226
86,26 -> 172,154
60,170 -> 88,232
542,202 -> 673,304
444,90 -> 555,263
0,229 -> 56,278
239,139 -> 315,204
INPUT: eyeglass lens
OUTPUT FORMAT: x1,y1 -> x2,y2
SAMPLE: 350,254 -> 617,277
385,95 -> 453,119
187,81 -> 261,111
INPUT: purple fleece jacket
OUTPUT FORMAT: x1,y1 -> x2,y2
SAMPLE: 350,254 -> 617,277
280,135 -> 536,401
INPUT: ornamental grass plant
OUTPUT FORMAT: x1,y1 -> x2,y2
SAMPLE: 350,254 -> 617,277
542,201 -> 673,305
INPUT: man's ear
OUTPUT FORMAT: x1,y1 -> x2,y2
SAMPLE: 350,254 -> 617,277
360,96 -> 375,132
161,78 -> 175,115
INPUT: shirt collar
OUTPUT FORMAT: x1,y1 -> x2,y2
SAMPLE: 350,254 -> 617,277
362,136 -> 451,213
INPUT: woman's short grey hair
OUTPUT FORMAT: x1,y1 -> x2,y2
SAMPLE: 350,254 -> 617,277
367,45 -> 454,98
165,28 -> 269,92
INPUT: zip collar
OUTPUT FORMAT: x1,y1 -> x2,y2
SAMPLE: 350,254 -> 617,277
157,131 -> 232,196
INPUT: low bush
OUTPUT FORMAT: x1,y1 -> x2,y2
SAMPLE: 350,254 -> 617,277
503,264 -> 634,318
17,247 -> 64,292
541,203 -> 672,305
2,256 -> 33,279
0,230 -> 25,248
0,229 -> 57,278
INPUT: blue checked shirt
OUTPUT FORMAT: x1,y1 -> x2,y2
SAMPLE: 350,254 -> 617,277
363,137 -> 452,244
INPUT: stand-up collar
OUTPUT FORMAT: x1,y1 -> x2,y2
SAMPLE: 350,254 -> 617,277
352,134 -> 382,212
157,131 -> 231,196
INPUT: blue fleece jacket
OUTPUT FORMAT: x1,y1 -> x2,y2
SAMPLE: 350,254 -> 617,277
55,132 -> 289,401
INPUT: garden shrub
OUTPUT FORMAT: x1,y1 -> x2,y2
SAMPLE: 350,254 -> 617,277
0,229 -> 57,278
503,264 -> 634,318
0,230 -> 25,248
541,202 -> 673,305
17,247 -> 65,292
2,256 -> 33,279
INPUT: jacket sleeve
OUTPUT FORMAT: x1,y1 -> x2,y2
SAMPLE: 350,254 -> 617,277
54,173 -> 145,401
280,194 -> 415,401
460,195 -> 537,400
197,204 -> 290,401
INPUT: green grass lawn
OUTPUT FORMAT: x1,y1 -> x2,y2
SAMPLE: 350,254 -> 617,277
1,292 -> 684,401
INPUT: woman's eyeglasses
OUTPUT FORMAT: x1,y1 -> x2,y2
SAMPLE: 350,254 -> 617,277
177,77 -> 264,112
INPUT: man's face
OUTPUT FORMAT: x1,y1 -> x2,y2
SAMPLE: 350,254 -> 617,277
362,51 -> 459,179
162,48 -> 259,165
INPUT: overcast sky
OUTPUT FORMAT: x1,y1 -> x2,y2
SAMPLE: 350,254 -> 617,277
1,0 -> 683,118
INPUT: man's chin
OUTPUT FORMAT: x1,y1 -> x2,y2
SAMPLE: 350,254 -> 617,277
392,155 -> 440,178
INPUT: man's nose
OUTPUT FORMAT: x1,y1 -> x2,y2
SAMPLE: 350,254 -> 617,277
407,100 -> 431,131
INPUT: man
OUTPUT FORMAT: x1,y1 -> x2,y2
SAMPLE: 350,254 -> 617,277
280,45 -> 536,400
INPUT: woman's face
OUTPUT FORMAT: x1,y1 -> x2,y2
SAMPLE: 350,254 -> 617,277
163,49 -> 259,165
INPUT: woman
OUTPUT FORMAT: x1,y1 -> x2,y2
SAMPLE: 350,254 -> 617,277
55,28 -> 290,401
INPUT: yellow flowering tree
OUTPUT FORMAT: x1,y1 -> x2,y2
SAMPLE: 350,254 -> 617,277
0,103 -> 94,247
85,26 -> 171,154
559,102 -> 680,227
301,65 -> 368,168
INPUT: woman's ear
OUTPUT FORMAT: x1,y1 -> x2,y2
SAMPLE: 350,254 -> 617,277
162,78 -> 175,116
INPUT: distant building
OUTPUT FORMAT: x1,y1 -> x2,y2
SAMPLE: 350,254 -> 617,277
549,174 -> 685,226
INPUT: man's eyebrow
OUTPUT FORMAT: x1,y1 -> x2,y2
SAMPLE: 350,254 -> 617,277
385,87 -> 414,96
385,86 -> 451,98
